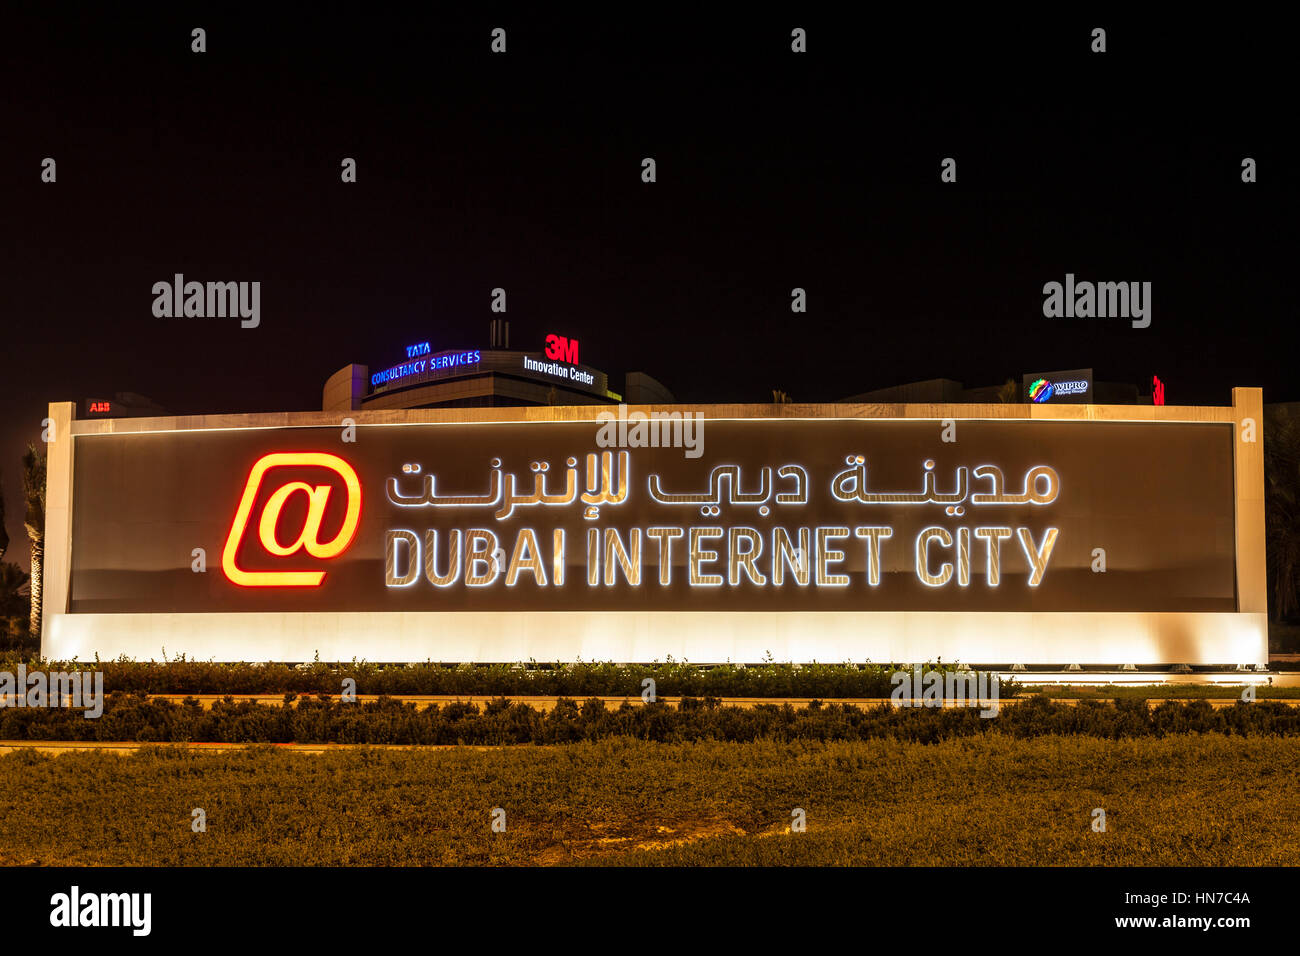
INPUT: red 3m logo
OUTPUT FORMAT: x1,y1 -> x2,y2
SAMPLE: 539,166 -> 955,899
544,333 -> 579,364
222,452 -> 362,587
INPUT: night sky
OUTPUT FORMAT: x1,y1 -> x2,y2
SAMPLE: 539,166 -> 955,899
1,8 -> 1295,567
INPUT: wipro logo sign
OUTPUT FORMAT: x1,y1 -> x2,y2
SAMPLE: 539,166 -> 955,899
1028,378 -> 1087,403
1028,378 -> 1054,402
221,452 -> 362,586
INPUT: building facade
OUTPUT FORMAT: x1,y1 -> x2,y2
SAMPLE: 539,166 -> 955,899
324,319 -> 675,412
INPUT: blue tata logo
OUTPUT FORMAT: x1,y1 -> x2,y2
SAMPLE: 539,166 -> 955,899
371,350 -> 482,387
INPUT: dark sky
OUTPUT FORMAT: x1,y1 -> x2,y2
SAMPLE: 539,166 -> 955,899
0,8 -> 1295,567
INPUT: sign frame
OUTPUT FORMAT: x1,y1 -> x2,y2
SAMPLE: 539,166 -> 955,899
41,392 -> 1267,665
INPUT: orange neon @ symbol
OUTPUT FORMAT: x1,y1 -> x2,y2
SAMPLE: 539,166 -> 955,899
221,452 -> 362,586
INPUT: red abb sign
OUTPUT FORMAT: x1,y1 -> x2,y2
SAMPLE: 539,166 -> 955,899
544,333 -> 579,364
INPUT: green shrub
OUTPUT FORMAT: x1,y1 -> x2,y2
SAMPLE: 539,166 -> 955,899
0,655 -> 1016,699
3,692 -> 1298,744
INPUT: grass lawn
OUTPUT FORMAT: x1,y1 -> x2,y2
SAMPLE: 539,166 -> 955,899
2,735 -> 1298,866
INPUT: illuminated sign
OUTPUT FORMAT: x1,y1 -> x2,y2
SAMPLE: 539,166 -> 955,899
1027,379 -> 1054,402
545,334 -> 579,364
85,400 -> 114,415
221,452 -> 362,587
1022,369 -> 1093,404
67,419 -> 1235,614
405,342 -> 431,358
523,355 -> 595,386
1153,375 -> 1165,406
371,350 -> 481,387
1028,378 -> 1087,402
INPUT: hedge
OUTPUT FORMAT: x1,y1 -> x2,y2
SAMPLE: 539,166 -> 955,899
3,692 -> 1299,744
0,657 -> 1016,699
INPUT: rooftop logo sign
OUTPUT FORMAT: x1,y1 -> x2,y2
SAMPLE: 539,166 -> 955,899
545,333 -> 579,364
371,350 -> 481,387
523,355 -> 595,386
1022,369 -> 1093,404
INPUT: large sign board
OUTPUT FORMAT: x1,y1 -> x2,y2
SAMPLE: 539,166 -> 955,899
68,419 -> 1235,615
44,398 -> 1265,665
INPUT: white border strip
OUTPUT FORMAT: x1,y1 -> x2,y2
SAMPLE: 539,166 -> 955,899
46,610 -> 1267,666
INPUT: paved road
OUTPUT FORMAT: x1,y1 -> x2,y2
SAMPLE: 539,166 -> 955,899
0,740 -> 491,755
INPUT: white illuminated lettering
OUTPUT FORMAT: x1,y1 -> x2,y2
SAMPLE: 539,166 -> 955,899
1017,527 -> 1059,586
728,527 -> 766,586
647,527 -> 684,586
853,526 -> 893,586
465,529 -> 501,587
384,530 -> 420,587
815,527 -> 850,586
957,526 -> 971,587
423,529 -> 462,587
604,528 -> 642,586
689,528 -> 724,586
552,529 -> 566,586
506,528 -> 547,586
916,528 -> 953,587
974,527 -> 1012,586
772,527 -> 810,586
587,528 -> 600,586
